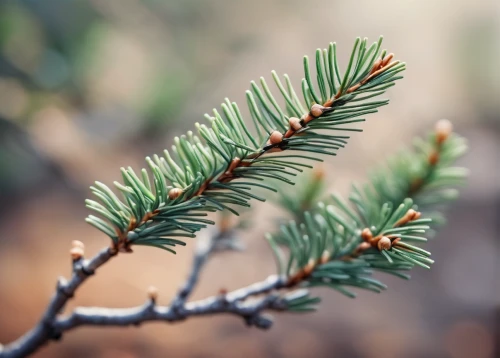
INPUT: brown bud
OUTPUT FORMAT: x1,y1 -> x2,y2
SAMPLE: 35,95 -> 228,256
72,240 -> 84,249
355,242 -> 372,255
168,188 -> 183,200
70,246 -> 84,261
269,130 -> 283,145
428,151 -> 439,165
413,211 -> 421,220
435,119 -> 453,144
361,228 -> 373,242
310,104 -> 325,118
288,117 -> 302,131
127,217 -> 137,231
377,236 -> 392,251
147,286 -> 158,301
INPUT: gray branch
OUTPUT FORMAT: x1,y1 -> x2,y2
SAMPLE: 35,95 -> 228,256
171,226 -> 247,309
170,229 -> 216,309
0,241 -> 288,358
54,284 -> 287,332
0,247 -> 115,358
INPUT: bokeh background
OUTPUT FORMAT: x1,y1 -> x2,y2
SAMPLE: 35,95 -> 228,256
0,0 -> 498,357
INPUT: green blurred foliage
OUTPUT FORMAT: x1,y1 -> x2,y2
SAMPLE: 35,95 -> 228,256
0,0 -> 247,134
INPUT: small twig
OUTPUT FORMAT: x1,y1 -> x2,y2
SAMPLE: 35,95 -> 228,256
54,289 -> 286,332
0,247 -> 115,358
409,119 -> 453,195
171,230 -> 216,311
0,267 -> 287,358
171,220 -> 250,311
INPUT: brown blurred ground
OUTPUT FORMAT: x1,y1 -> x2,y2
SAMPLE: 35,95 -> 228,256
0,0 -> 499,357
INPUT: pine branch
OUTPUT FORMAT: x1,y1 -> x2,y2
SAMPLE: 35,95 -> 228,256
266,121 -> 468,307
86,37 -> 405,254
276,119 -> 468,226
352,119 -> 468,226
0,122 -> 467,357
5,38 -> 469,357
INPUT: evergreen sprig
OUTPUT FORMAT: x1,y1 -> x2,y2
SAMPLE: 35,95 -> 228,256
85,37 -> 405,253
357,119 -> 468,225
267,122 -> 467,310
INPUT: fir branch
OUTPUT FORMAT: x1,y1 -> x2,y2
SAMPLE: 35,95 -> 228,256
2,38 -> 468,358
86,37 -> 405,254
0,122 -> 468,357
266,121 -> 468,306
276,120 -> 468,226
354,119 -> 468,225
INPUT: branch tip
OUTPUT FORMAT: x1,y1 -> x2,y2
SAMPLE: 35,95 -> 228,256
147,286 -> 159,302
70,246 -> 84,261
72,240 -> 84,249
435,119 -> 453,144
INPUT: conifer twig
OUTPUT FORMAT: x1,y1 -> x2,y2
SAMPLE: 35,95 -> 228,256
85,37 -> 405,255
0,244 -> 115,358
171,229 -> 216,309
264,120 -> 467,306
0,247 -> 287,358
0,118 -> 466,357
0,39 -> 467,358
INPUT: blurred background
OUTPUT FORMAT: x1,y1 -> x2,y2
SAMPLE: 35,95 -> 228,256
0,0 -> 498,357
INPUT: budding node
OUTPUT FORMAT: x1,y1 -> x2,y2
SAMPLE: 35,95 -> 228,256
288,117 -> 302,131
72,240 -> 84,249
377,236 -> 392,251
269,131 -> 283,145
310,104 -> 325,118
361,228 -> 373,241
435,119 -> 453,144
70,246 -> 84,261
147,286 -> 158,301
428,151 -> 439,165
168,188 -> 183,200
